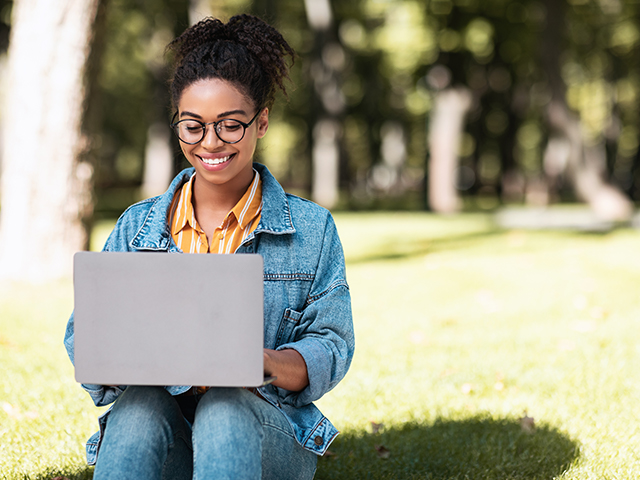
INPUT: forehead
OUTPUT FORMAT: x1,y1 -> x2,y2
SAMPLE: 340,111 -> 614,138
178,78 -> 253,115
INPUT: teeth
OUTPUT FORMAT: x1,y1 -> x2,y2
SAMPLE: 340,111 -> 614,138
201,155 -> 231,165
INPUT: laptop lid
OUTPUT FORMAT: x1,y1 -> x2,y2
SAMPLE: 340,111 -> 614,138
73,251 -> 264,387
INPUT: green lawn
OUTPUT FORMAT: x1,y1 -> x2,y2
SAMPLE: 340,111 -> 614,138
1,212 -> 639,479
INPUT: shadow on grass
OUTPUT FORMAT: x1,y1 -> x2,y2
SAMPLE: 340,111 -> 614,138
27,417 -> 578,480
29,465 -> 94,480
345,224 -> 622,266
346,229 -> 504,265
316,416 -> 579,480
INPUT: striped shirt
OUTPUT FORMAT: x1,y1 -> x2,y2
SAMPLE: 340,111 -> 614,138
170,171 -> 262,254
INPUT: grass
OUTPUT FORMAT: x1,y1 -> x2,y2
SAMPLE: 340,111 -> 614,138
2,211 -> 640,479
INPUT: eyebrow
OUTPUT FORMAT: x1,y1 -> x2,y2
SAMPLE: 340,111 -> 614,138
180,109 -> 248,120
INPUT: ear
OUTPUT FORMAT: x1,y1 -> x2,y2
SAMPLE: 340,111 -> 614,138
257,108 -> 269,138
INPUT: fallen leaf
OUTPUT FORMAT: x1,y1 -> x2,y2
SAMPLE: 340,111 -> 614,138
323,449 -> 336,458
370,421 -> 384,434
24,410 -> 39,420
374,444 -> 391,459
519,412 -> 535,434
2,402 -> 22,420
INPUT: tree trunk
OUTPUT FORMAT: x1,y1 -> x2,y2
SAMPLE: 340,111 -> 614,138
304,0 -> 345,209
0,0 -> 102,281
189,0 -> 213,25
540,0 -> 632,221
142,123 -> 174,199
312,119 -> 340,208
427,87 -> 472,213
545,102 -> 633,220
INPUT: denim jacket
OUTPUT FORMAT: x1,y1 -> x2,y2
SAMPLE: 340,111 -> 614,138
64,163 -> 354,464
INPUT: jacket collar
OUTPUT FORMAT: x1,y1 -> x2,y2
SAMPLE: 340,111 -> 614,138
253,163 -> 296,236
130,163 -> 295,251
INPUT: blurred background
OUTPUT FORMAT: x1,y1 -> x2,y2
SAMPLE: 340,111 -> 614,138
0,0 -> 638,280
1,3 -> 640,477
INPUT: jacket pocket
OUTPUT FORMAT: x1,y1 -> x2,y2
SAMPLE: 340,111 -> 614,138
275,308 -> 302,347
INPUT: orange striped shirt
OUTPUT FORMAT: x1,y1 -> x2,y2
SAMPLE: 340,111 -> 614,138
170,171 -> 262,254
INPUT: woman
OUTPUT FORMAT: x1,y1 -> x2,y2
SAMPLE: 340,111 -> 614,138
64,14 -> 354,480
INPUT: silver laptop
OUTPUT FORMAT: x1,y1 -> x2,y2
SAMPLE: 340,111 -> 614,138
73,251 -> 265,387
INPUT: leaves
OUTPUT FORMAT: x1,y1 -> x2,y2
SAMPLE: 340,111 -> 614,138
323,449 -> 336,458
374,444 -> 391,459
519,412 -> 536,435
370,420 -> 384,434
369,421 -> 391,458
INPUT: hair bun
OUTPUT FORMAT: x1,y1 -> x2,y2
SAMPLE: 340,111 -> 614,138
167,14 -> 294,110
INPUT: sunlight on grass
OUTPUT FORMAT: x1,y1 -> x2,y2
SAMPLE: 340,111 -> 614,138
0,282 -> 97,480
316,213 -> 640,479
1,212 -> 640,479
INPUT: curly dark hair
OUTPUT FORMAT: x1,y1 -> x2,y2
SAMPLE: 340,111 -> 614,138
166,14 -> 295,112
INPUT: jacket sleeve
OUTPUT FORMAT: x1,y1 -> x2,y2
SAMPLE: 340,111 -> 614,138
64,311 -> 125,407
62,212 -> 136,407
274,214 -> 355,407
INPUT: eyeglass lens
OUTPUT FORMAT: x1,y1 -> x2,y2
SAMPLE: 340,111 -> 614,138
174,119 -> 246,144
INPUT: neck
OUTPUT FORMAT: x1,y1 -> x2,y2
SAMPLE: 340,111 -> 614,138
191,168 -> 254,218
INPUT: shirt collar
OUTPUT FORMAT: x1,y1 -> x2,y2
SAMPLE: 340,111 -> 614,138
171,173 -> 199,236
171,170 -> 261,235
130,164 -> 293,252
230,170 -> 262,229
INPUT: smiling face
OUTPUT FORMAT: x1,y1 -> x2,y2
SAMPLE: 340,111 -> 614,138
177,78 -> 268,195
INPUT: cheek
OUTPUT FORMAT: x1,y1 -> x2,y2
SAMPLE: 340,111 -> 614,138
181,144 -> 194,158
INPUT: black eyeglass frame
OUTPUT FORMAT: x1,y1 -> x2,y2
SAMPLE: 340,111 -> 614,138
170,109 -> 262,145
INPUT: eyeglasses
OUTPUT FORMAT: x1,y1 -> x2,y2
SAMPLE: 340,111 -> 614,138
170,109 -> 261,145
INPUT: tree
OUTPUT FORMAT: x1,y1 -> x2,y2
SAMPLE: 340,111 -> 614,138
304,0 -> 345,209
539,0 -> 633,221
0,0 -> 103,281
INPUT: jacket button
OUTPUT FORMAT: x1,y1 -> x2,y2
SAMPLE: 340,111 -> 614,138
314,435 -> 324,446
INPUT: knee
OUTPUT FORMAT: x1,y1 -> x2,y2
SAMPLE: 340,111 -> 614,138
106,386 -> 181,440
112,386 -> 171,414
192,389 -> 264,460
194,388 -> 258,427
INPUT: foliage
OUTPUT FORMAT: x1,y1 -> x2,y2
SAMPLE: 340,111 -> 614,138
2,213 -> 640,478
38,0 -> 626,214
329,0 -> 639,205
0,1 -> 637,214
88,0 -> 189,197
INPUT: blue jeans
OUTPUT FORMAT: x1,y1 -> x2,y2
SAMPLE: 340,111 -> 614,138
93,386 -> 317,480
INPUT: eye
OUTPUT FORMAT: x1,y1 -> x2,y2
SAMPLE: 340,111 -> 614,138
182,121 -> 204,132
219,120 -> 242,132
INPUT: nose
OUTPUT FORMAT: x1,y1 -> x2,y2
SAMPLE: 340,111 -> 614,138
201,123 -> 223,149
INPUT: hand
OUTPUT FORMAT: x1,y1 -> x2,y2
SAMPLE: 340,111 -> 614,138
263,348 -> 309,392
